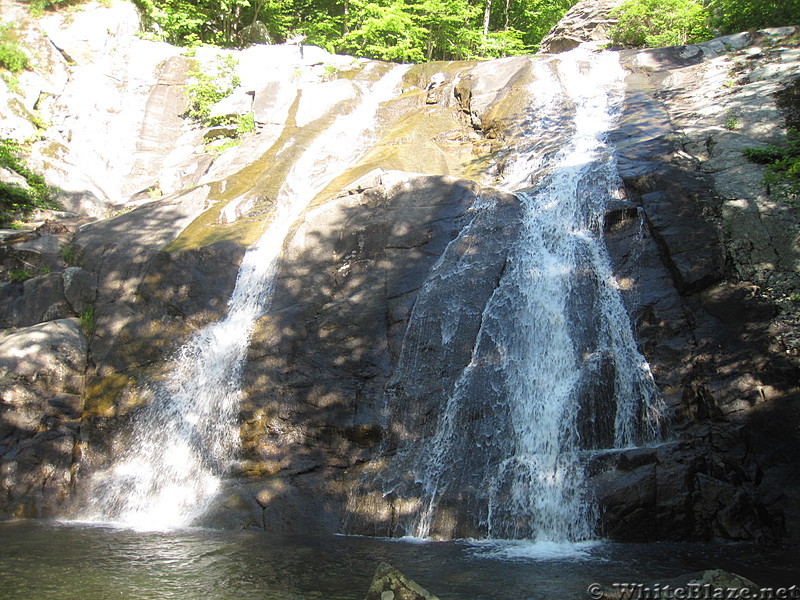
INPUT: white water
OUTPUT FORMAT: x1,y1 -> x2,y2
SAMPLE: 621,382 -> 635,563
485,49 -> 663,541
79,64 -> 408,530
384,48 -> 663,541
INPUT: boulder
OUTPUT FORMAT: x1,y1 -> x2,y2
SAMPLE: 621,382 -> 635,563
0,318 -> 87,394
62,267 -> 97,314
364,563 -> 440,600
14,272 -> 72,326
539,0 -> 626,53
0,319 -> 87,518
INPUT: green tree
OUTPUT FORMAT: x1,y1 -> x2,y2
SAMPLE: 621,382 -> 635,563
608,0 -> 711,48
341,0 -> 427,62
134,0 -> 259,46
707,0 -> 800,35
505,0 -> 576,51
127,0 -> 580,60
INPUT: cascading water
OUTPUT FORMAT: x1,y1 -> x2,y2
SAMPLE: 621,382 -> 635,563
479,49 -> 663,541
78,64 -> 408,530
361,48 -> 663,542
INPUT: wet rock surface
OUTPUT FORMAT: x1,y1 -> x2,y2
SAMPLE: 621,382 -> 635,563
207,171 -> 521,534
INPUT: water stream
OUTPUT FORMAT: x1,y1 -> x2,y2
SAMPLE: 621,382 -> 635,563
80,47 -> 661,542
78,63 -> 408,530
366,48 -> 663,541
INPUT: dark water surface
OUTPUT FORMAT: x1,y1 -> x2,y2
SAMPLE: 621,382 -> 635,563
0,520 -> 798,599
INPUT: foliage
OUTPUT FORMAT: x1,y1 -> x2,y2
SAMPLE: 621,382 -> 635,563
8,268 -> 33,282
129,0 -> 579,61
1,72 -> 21,92
0,24 -> 30,73
206,138 -> 241,154
608,0 -> 712,48
743,129 -> 800,205
707,0 -> 800,36
340,0 -> 429,62
79,305 -> 95,335
609,0 -> 799,49
478,29 -> 526,58
132,0 -> 263,46
19,0 -> 800,62
25,0 -> 92,16
183,54 -> 241,125
0,42 -> 30,73
182,54 -> 261,151
510,0 -> 575,51
236,112 -> 256,135
724,111 -> 739,130
60,243 -> 80,266
0,139 -> 60,226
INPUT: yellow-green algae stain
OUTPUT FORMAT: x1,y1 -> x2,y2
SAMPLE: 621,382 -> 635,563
309,60 -> 506,207
164,91 -> 305,252
83,372 -> 143,418
164,62 -> 394,253
473,64 -> 535,139
83,360 -> 193,420
165,57 -> 534,251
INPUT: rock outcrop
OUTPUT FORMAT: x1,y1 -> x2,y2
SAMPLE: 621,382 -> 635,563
0,0 -> 799,545
539,0 -> 626,53
591,31 -> 800,542
0,318 -> 87,518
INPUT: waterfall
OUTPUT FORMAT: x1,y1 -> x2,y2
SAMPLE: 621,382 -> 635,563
480,49 -> 663,541
366,48 -> 663,541
78,64 -> 408,530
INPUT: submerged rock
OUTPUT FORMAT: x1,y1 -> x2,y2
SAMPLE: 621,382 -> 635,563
364,563 -> 440,600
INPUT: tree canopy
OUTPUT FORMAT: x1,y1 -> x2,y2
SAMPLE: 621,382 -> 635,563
23,0 -> 800,60
608,0 -> 800,49
130,0 -> 577,60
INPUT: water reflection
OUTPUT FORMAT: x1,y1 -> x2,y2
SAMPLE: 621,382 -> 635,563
0,521 -> 798,600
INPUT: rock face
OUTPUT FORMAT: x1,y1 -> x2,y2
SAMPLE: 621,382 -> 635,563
214,171 -> 521,535
0,0 -> 799,544
591,32 -> 800,542
540,0 -> 626,53
0,319 -> 87,518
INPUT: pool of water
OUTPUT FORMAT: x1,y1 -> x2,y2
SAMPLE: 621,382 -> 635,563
0,520 -> 798,600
